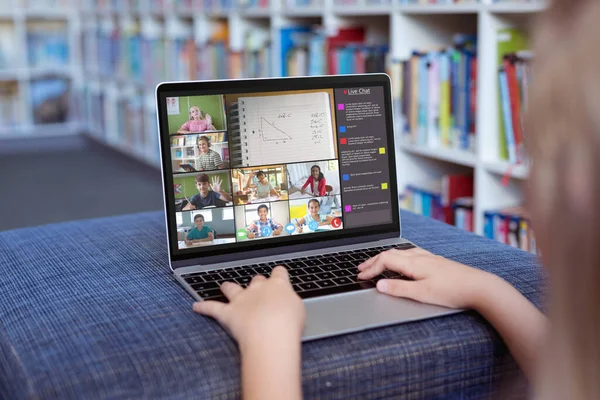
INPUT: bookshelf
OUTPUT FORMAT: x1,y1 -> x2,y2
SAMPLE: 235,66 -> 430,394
2,0 -> 546,244
0,0 -> 81,137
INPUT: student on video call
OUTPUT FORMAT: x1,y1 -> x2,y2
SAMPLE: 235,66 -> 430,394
184,214 -> 214,245
246,171 -> 278,198
294,199 -> 334,233
301,165 -> 327,197
183,173 -> 232,210
195,136 -> 224,171
246,204 -> 283,239
177,106 -> 216,133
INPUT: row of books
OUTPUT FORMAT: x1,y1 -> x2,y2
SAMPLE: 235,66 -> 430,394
399,0 -> 479,3
498,53 -> 531,165
484,207 -> 537,254
0,21 -> 69,71
80,83 -> 161,162
282,25 -> 388,77
497,28 -> 531,164
0,24 -> 15,70
400,174 -> 474,226
393,34 -> 477,153
0,78 -> 71,128
171,132 -> 227,146
27,21 -> 70,69
0,81 -> 21,128
15,0 -> 71,6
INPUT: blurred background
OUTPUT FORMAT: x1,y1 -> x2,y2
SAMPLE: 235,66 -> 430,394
0,0 -> 542,253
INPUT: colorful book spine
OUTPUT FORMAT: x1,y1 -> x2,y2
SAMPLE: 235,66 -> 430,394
499,68 -> 517,163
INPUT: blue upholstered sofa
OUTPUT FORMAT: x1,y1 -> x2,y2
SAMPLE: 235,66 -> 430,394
0,210 -> 544,399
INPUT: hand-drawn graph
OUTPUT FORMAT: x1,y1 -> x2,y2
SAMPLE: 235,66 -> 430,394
253,117 -> 293,143
236,92 -> 336,166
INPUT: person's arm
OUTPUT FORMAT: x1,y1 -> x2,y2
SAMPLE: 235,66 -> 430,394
193,267 -> 304,400
178,121 -> 191,134
182,198 -> 196,210
301,177 -> 311,193
318,178 -> 327,197
294,218 -> 305,233
357,248 -> 548,381
269,187 -> 279,197
215,190 -> 233,203
191,231 -> 214,243
272,221 -> 283,235
205,114 -> 216,131
245,175 -> 253,190
247,223 -> 257,239
318,215 -> 334,226
239,334 -> 302,400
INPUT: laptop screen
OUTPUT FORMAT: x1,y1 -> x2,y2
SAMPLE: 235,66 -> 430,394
158,75 -> 399,263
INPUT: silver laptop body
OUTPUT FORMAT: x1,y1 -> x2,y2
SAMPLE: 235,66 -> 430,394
156,74 -> 459,341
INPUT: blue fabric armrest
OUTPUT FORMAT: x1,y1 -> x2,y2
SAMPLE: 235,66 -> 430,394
0,211 -> 546,399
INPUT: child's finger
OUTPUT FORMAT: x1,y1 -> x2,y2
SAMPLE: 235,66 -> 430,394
220,281 -> 243,300
358,252 -> 420,280
271,266 -> 290,282
376,279 -> 423,303
357,253 -> 381,271
193,300 -> 227,320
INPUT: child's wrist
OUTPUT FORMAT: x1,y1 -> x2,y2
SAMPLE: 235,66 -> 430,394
467,271 -> 505,311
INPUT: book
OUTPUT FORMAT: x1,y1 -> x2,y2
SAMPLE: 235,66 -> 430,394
496,28 -> 529,161
0,81 -> 20,128
499,68 -> 517,163
279,26 -> 313,77
399,36 -> 476,151
229,92 -> 336,166
30,78 -> 70,124
483,206 -> 538,254
26,20 -> 69,69
326,27 -> 365,75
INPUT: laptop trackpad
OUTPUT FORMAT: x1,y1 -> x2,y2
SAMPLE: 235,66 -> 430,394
302,289 -> 461,341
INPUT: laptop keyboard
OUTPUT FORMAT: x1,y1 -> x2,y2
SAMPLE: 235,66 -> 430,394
181,243 -> 416,303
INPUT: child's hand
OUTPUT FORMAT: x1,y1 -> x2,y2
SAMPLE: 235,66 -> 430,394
248,232 -> 255,239
357,247 -> 494,309
211,176 -> 222,193
193,267 -> 305,346
205,113 -> 212,123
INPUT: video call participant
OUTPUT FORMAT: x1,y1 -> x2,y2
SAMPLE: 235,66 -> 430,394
183,173 -> 232,210
184,214 -> 214,245
195,136 -> 224,171
246,204 -> 283,239
177,106 -> 216,133
301,165 -> 327,197
293,199 -> 334,233
246,171 -> 278,198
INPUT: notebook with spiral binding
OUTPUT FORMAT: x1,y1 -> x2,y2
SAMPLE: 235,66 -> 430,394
229,92 -> 336,167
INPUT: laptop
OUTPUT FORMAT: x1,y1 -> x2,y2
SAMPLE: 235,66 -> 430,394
156,74 -> 459,341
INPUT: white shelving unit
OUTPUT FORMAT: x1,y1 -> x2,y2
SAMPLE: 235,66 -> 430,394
4,0 -> 545,239
0,0 -> 82,138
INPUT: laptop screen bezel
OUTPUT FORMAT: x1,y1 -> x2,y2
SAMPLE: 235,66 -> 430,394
155,74 -> 401,269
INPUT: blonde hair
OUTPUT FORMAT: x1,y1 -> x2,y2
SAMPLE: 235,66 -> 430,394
527,1 -> 600,398
189,106 -> 204,121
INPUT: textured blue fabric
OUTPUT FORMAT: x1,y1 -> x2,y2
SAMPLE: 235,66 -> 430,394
0,211 -> 546,399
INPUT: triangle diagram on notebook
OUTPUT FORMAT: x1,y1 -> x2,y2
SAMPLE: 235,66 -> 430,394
259,117 -> 293,142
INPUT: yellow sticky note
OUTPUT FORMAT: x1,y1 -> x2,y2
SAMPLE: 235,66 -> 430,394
381,183 -> 388,190
379,147 -> 386,154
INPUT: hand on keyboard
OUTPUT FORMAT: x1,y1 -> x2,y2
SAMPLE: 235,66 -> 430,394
193,266 -> 306,346
357,247 -> 494,309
